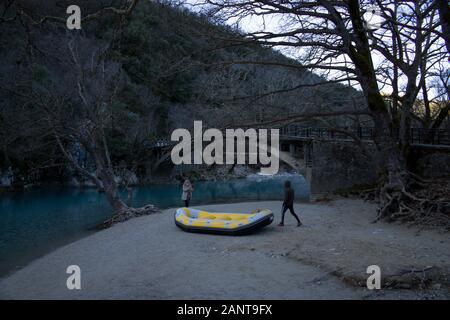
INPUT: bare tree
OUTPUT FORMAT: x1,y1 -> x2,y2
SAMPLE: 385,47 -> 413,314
0,30 -> 158,223
46,35 -> 157,223
200,0 -> 449,221
0,0 -> 159,223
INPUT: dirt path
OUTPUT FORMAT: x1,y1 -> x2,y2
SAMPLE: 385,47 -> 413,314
0,200 -> 449,299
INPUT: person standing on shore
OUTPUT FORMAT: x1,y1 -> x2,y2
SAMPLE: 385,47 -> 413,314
278,180 -> 302,227
182,179 -> 194,207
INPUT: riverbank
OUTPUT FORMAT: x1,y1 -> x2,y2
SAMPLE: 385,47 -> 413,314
1,199 -> 449,299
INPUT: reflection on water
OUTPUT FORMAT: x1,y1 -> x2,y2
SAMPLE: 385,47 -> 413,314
0,174 -> 309,276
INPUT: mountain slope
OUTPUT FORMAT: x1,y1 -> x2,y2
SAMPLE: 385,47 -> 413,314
0,0 -> 364,185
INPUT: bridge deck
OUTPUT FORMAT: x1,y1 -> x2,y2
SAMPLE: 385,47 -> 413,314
280,126 -> 450,146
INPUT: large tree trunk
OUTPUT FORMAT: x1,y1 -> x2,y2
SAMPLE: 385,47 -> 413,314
347,0 -> 419,221
347,1 -> 408,185
89,131 -> 136,215
399,90 -> 416,157
91,131 -> 158,226
368,96 -> 407,189
97,166 -> 129,214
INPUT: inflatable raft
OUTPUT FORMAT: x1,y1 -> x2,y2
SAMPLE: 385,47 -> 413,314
174,208 -> 274,235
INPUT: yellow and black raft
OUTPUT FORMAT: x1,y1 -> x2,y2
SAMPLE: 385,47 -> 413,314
174,208 -> 274,235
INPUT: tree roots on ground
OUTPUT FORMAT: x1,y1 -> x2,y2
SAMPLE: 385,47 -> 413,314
361,173 -> 450,230
98,204 -> 159,229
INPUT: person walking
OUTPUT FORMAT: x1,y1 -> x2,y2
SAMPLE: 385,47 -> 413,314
182,179 -> 194,207
278,180 -> 302,227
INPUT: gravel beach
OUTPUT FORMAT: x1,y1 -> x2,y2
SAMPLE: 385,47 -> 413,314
1,199 -> 449,299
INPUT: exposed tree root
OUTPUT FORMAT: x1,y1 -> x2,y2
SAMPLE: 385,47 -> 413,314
364,173 -> 450,230
98,204 -> 160,229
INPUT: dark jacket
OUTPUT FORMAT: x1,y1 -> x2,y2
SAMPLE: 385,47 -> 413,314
283,188 -> 294,206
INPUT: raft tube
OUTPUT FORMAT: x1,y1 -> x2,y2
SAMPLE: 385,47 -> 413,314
174,207 -> 274,235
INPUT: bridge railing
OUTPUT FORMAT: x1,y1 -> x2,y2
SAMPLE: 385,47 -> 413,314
280,125 -> 375,140
280,125 -> 450,146
147,126 -> 450,149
